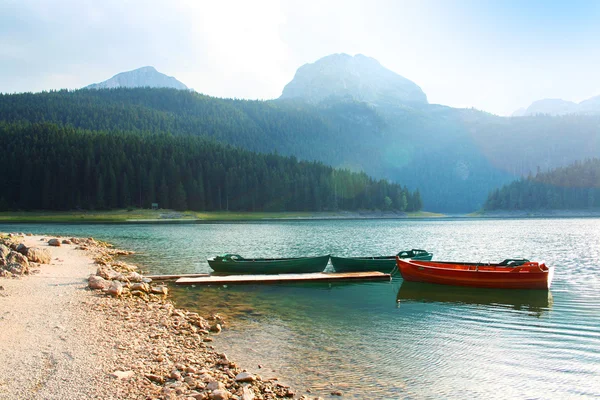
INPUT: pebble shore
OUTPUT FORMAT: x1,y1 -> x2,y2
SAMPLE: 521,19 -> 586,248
0,232 -> 324,400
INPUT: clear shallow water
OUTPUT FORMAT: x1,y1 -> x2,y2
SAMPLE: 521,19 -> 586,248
2,219 -> 599,399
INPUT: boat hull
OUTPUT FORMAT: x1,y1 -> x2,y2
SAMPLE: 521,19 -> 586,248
208,255 -> 330,275
396,259 -> 553,290
331,251 -> 433,273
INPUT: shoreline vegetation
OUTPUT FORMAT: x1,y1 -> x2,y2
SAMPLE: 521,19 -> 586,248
0,209 -> 445,223
0,232 -> 300,399
2,208 -> 600,224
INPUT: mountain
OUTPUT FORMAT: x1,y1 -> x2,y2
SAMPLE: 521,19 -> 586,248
85,66 -> 188,90
3,87 -> 599,213
3,54 -> 600,212
515,95 -> 600,116
279,53 -> 427,107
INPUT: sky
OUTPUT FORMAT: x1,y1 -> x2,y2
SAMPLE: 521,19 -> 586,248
1,0 -> 600,116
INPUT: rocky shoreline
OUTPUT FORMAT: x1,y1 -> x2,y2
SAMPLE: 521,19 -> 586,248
0,232 -> 316,400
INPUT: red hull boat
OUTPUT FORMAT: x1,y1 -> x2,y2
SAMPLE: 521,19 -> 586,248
396,258 -> 554,290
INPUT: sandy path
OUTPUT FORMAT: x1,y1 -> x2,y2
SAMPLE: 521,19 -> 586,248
0,236 -> 110,400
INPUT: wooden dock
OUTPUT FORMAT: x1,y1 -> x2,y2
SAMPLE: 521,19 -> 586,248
175,271 -> 391,286
146,273 -> 210,281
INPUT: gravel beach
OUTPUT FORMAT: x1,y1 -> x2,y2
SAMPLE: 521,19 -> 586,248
0,234 -> 304,400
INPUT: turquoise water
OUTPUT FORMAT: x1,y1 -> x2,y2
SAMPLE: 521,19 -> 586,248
2,219 -> 599,399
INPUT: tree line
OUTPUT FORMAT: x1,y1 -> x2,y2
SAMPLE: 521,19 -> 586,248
0,122 -> 422,212
484,158 -> 600,210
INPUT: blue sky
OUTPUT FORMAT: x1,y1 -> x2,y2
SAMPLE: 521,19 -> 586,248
1,0 -> 599,115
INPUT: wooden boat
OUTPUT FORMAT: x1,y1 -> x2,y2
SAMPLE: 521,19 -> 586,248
331,249 -> 433,273
207,254 -> 330,274
396,258 -> 554,289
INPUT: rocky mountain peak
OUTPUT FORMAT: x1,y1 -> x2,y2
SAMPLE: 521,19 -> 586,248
85,66 -> 188,90
279,53 -> 427,107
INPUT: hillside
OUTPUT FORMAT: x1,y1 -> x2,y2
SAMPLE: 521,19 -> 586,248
515,94 -> 600,116
1,87 -> 599,212
0,122 -> 420,212
484,158 -> 600,210
85,66 -> 188,90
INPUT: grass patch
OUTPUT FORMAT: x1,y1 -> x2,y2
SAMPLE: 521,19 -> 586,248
0,209 -> 447,223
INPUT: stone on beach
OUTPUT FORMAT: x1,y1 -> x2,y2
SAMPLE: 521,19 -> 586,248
3,262 -> 29,275
235,372 -> 256,382
130,282 -> 150,293
47,238 -> 61,247
0,244 -> 10,259
26,247 -> 51,264
16,243 -> 28,255
110,370 -> 135,380
106,280 -> 123,297
210,389 -> 231,400
241,386 -> 256,400
88,275 -> 111,290
7,251 -> 29,268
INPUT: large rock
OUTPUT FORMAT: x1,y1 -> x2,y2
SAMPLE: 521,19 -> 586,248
130,282 -> 150,293
16,243 -> 28,255
3,262 -> 29,275
88,275 -> 111,290
7,251 -> 29,268
235,372 -> 255,382
106,281 -> 123,297
206,381 -> 226,391
26,248 -> 51,264
0,244 -> 9,259
47,238 -> 61,247
97,266 -> 125,281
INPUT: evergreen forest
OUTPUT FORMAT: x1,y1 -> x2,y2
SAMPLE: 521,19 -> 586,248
484,158 -> 600,210
0,122 -> 422,212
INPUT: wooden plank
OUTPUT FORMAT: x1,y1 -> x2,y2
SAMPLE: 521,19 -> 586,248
175,271 -> 391,286
146,273 -> 210,281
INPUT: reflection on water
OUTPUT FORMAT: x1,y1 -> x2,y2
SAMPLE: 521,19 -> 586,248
396,281 -> 553,316
2,218 -> 600,399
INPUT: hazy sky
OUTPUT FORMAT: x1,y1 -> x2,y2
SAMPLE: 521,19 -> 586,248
2,0 -> 600,115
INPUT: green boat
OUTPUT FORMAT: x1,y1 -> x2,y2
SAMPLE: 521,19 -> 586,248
331,249 -> 433,273
207,254 -> 331,275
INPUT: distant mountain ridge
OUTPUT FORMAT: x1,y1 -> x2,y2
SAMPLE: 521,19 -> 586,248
279,53 -> 427,107
85,66 -> 188,90
515,95 -> 600,116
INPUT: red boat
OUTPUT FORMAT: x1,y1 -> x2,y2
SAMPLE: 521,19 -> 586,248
396,258 -> 554,290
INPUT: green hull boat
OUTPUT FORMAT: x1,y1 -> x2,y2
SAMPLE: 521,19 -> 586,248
331,249 -> 433,273
207,254 -> 330,275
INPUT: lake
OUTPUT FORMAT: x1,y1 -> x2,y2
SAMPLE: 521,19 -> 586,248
2,218 -> 599,399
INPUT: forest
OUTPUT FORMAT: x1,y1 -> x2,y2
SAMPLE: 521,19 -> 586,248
2,88 -> 599,212
0,122 -> 422,212
484,158 -> 600,210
